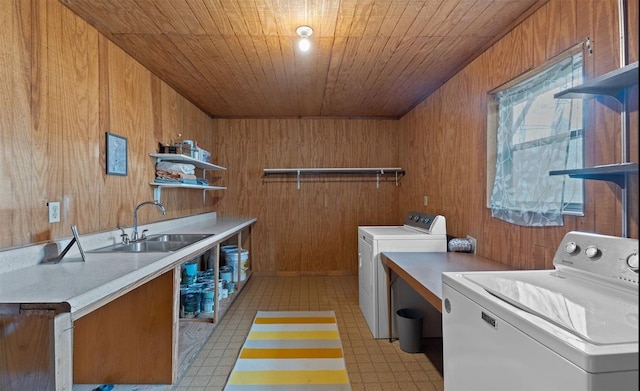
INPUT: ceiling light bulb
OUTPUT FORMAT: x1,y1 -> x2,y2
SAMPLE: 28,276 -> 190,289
299,37 -> 311,51
296,25 -> 313,52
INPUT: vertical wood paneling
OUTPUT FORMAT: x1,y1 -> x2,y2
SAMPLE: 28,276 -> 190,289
57,3 -> 101,235
1,0 -> 636,274
0,0 -> 218,249
1,0 -> 32,246
103,41 -> 154,228
213,118 -> 399,275
73,271 -> 174,383
0,314 -> 53,390
398,0 -> 638,270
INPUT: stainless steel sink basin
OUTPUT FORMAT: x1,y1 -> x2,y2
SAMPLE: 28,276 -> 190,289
88,233 -> 213,253
145,233 -> 212,243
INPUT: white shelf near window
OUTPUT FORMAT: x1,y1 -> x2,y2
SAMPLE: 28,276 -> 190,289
554,62 -> 638,101
150,153 -> 227,202
549,163 -> 638,188
552,61 -> 638,237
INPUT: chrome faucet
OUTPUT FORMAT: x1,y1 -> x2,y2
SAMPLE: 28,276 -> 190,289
131,201 -> 166,242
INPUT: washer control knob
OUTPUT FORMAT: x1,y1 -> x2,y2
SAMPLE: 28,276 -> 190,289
626,252 -> 639,271
564,242 -> 579,254
585,245 -> 600,259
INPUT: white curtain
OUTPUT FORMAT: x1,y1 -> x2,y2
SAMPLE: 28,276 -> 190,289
490,54 -> 583,226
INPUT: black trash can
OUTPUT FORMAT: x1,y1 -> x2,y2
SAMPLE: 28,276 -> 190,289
396,308 -> 423,353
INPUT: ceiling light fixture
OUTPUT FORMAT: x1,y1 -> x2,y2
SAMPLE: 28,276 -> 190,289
296,25 -> 313,52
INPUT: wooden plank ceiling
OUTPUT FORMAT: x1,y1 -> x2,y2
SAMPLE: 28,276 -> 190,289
60,0 -> 548,119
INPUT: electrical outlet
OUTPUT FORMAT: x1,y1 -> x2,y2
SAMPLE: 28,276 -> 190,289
423,195 -> 428,206
48,202 -> 60,223
466,235 -> 477,254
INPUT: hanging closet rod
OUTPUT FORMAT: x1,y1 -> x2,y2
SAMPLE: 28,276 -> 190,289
263,167 -> 404,175
263,167 -> 405,189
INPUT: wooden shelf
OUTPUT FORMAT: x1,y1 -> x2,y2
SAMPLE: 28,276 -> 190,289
549,163 -> 638,188
554,61 -> 638,101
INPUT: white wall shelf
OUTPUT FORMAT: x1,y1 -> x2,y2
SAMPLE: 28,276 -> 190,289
150,153 -> 226,171
554,61 -> 638,101
549,163 -> 638,188
151,153 -> 227,203
263,167 -> 405,189
552,60 -> 638,237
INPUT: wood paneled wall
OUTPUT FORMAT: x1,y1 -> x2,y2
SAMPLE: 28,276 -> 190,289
212,118 -> 399,275
1,0 -> 637,276
398,0 -> 639,270
0,0 -> 216,249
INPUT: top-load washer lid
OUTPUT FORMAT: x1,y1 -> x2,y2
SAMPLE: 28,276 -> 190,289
359,212 -> 447,238
464,271 -> 638,346
359,226 -> 439,238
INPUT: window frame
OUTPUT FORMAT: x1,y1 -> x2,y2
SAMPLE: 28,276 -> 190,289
486,45 -> 586,219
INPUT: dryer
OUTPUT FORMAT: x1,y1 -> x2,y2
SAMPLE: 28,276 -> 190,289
358,212 -> 447,339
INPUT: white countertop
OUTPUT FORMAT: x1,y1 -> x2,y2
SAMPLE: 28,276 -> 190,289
0,214 -> 256,320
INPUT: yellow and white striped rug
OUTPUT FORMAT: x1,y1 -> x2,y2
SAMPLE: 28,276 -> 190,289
224,311 -> 351,390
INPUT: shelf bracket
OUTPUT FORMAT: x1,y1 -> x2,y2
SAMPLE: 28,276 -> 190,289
153,187 -> 162,202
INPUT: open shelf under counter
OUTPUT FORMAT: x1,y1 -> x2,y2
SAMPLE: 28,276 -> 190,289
179,270 -> 253,324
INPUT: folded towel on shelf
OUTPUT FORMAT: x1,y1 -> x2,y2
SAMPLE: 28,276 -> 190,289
154,177 -> 182,184
154,176 -> 209,186
156,170 -> 197,181
155,161 -> 196,175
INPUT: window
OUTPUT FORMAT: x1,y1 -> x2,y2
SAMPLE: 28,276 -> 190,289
488,51 -> 584,226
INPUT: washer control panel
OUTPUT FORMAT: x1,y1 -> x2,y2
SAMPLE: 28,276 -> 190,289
403,212 -> 446,235
554,231 -> 639,285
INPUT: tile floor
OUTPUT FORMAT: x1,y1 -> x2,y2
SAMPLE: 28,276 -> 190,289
174,275 -> 444,391
76,275 -> 444,390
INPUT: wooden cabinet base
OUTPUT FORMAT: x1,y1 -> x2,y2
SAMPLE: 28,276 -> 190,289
73,270 -> 176,384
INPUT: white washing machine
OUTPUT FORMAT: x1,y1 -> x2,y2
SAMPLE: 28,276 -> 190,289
358,212 -> 447,339
442,231 -> 638,390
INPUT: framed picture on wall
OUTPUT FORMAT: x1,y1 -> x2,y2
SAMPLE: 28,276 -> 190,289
105,132 -> 128,176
